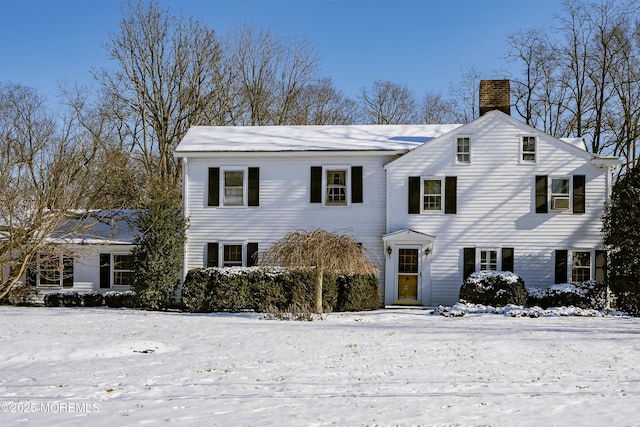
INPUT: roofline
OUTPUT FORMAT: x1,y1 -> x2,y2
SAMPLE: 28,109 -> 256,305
174,149 -> 410,158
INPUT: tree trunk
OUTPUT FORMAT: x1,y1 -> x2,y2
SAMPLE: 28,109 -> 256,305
314,266 -> 323,315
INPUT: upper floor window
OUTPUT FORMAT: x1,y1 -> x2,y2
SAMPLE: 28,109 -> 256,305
223,170 -> 245,206
522,136 -> 536,162
326,169 -> 347,206
208,167 -> 259,207
423,178 -> 443,212
310,166 -> 363,206
408,176 -> 457,215
456,137 -> 470,163
550,177 -> 570,211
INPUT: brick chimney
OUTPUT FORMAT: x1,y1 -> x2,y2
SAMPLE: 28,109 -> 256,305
479,79 -> 510,116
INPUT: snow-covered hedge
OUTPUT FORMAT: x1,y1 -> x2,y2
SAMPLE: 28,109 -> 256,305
0,285 -> 38,306
527,280 -> 609,310
459,271 -> 528,307
182,267 -> 379,313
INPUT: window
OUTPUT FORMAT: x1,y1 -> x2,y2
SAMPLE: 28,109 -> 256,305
223,170 -> 245,206
223,244 -> 243,267
207,242 -> 259,268
551,177 -> 570,211
208,167 -> 259,207
423,179 -> 443,211
463,247 -> 514,279
326,169 -> 347,206
113,254 -> 134,287
35,254 -> 73,288
310,165 -> 363,206
571,251 -> 591,282
456,137 -> 470,163
522,136 -> 536,162
480,250 -> 498,271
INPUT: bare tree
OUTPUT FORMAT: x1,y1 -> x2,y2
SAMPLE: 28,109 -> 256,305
260,229 -> 379,314
289,78 -> 358,125
359,80 -> 418,124
448,66 -> 484,123
419,91 -> 456,124
0,84 -> 104,299
94,0 -> 223,189
226,24 -> 321,126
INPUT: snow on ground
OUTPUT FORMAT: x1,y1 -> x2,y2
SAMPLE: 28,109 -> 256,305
1,306 -> 639,427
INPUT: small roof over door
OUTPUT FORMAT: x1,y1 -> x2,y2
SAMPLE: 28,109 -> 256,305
383,229 -> 436,244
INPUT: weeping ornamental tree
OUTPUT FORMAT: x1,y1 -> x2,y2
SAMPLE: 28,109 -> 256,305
260,229 -> 379,314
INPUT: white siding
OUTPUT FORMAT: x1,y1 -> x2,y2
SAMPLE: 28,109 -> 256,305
385,112 -> 611,305
182,153 -> 392,303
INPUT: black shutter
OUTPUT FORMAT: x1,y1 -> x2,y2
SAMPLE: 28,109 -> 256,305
99,253 -> 111,289
445,176 -> 457,214
595,250 -> 607,283
408,176 -> 420,214
207,243 -> 219,267
573,174 -> 585,214
248,167 -> 260,206
463,247 -> 476,280
62,256 -> 73,288
536,175 -> 548,213
555,250 -> 568,284
351,166 -> 363,203
208,167 -> 220,207
310,166 -> 322,203
502,248 -> 514,272
247,242 -> 259,267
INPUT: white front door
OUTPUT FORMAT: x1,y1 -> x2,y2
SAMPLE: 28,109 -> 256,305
397,246 -> 421,302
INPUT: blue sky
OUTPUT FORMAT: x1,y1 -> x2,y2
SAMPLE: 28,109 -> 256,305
0,0 -> 565,105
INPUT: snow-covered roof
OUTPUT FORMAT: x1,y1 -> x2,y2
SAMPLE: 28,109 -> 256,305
49,210 -> 139,245
560,137 -> 587,151
174,124 -> 464,153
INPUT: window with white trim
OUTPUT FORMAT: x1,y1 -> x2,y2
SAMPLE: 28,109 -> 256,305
571,251 -> 591,282
223,169 -> 245,206
35,253 -> 73,287
551,177 -> 570,211
112,254 -> 134,287
223,244 -> 243,267
326,169 -> 347,206
522,136 -> 536,162
422,178 -> 443,212
480,249 -> 498,271
456,137 -> 470,163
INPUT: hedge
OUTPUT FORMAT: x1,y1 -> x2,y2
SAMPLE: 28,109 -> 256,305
527,280 -> 609,310
459,271 -> 528,306
182,267 -> 379,313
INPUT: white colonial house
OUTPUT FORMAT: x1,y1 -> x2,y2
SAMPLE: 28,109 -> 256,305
174,80 -> 619,307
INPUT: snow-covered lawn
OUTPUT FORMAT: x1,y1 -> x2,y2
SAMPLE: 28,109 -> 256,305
1,306 -> 639,426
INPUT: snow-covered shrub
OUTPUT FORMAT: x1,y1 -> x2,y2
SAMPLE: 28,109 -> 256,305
104,291 -> 138,308
615,291 -> 640,316
82,292 -> 105,307
0,285 -> 38,306
459,271 -> 527,306
527,280 -> 609,310
181,267 -> 378,313
43,291 -> 82,307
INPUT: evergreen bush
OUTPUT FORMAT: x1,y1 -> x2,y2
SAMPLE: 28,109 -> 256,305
43,291 -> 82,307
104,291 -> 138,308
181,267 -> 379,313
459,271 -> 528,306
527,281 -> 609,310
82,292 -> 105,307
0,285 -> 38,306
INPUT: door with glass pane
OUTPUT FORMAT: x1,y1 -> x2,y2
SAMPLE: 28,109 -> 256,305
397,247 -> 420,301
